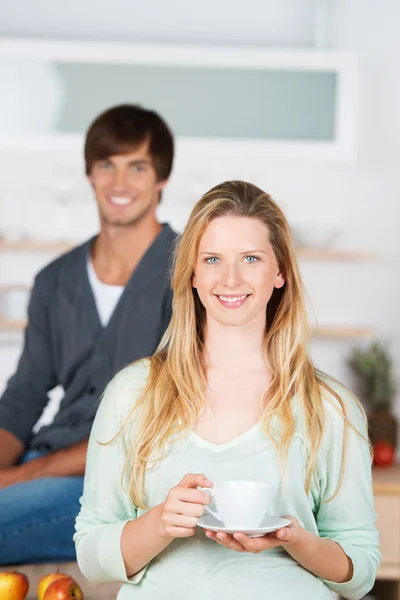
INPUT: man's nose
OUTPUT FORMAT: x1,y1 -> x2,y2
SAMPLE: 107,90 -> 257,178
111,168 -> 129,191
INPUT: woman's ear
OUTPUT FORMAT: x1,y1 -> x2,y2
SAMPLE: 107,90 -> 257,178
274,272 -> 285,289
192,274 -> 197,289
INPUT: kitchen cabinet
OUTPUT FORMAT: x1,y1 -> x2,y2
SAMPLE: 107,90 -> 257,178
372,466 -> 400,599
0,38 -> 357,161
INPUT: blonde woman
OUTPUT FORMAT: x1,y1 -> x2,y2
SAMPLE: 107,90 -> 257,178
74,181 -> 380,600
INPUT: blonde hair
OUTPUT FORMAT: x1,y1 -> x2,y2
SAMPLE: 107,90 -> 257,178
113,181 -> 366,509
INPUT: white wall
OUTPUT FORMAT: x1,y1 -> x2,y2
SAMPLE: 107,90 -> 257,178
0,0 -> 399,422
0,0 -> 317,46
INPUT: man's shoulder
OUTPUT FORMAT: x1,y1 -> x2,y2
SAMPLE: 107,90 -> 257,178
34,237 -> 92,286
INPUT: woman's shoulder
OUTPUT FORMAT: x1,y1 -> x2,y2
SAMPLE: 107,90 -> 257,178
316,373 -> 367,433
291,373 -> 366,435
94,359 -> 151,431
108,359 -> 151,393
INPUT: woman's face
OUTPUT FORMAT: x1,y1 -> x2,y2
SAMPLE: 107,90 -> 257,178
192,215 -> 285,328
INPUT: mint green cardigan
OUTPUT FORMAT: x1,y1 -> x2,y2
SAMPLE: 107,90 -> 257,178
74,361 -> 380,600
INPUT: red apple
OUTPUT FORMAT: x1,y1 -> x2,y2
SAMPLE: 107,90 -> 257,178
43,576 -> 84,600
0,571 -> 29,600
373,440 -> 396,467
38,571 -> 71,600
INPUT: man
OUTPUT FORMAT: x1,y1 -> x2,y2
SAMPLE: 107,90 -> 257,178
0,104 -> 177,565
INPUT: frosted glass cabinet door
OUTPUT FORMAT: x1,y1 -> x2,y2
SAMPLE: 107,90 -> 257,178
1,61 -> 335,141
54,64 -> 336,142
0,41 -> 358,159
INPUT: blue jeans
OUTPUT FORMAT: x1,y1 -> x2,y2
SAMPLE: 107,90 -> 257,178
0,451 -> 84,565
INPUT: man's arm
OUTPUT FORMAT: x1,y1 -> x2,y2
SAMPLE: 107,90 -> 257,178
0,272 -> 58,447
0,429 -> 25,468
0,439 -> 88,489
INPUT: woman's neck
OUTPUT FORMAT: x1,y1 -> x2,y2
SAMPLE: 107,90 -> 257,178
203,313 -> 268,374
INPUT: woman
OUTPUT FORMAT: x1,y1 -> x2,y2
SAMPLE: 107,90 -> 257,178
74,181 -> 380,600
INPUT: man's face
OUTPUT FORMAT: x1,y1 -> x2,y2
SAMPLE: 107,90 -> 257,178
88,141 -> 166,228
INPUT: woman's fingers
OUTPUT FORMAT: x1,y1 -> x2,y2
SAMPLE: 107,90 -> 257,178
176,486 -> 211,506
180,473 -> 213,489
164,526 -> 196,538
233,532 -> 282,552
203,514 -> 301,552
161,473 -> 214,539
206,531 -> 247,552
163,513 -> 199,529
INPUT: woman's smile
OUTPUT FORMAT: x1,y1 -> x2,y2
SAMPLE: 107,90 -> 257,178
215,293 -> 251,308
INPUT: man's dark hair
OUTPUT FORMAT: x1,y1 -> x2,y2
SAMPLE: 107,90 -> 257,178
84,104 -> 174,182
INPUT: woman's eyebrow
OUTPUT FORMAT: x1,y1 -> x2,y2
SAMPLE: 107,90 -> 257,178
199,249 -> 267,255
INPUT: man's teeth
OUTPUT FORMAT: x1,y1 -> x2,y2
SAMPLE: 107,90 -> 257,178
218,295 -> 247,303
110,196 -> 132,205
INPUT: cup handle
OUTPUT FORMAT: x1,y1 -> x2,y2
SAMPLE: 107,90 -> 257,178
198,486 -> 221,521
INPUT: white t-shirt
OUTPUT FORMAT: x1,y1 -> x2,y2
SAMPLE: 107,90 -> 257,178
87,260 -> 125,327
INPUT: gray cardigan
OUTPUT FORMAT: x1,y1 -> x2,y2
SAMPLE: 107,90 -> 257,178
0,224 -> 177,452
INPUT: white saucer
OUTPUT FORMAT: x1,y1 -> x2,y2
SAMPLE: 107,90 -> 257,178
197,514 -> 291,538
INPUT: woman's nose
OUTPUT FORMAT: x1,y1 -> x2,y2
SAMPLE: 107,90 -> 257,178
222,263 -> 242,288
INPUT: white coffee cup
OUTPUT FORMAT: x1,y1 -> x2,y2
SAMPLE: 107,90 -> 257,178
199,480 -> 271,529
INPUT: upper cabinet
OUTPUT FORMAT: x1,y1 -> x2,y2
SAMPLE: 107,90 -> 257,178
0,38 -> 358,162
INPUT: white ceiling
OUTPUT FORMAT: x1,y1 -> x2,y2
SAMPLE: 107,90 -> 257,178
0,0 -> 318,46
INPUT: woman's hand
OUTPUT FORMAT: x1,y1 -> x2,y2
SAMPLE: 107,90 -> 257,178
160,473 -> 213,539
204,515 -> 304,553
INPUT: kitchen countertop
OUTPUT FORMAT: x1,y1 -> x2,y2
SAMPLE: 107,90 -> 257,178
372,465 -> 400,495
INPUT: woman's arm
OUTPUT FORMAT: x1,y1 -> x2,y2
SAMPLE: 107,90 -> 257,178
120,504 -> 172,578
312,384 -> 380,599
121,472 -> 212,577
280,524 -> 353,582
75,364 -> 212,584
74,363 -> 153,585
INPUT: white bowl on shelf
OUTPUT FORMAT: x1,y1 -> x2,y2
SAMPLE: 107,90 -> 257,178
0,286 -> 30,321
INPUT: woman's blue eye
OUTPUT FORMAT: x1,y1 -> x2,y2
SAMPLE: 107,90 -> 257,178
205,257 -> 220,264
244,256 -> 259,263
131,165 -> 145,172
99,162 -> 112,169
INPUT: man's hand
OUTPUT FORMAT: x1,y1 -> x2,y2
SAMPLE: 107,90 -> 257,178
0,466 -> 25,490
0,429 -> 24,468
0,439 -> 89,490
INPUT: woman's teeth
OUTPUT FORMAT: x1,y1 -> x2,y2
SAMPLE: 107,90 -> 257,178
218,295 -> 247,303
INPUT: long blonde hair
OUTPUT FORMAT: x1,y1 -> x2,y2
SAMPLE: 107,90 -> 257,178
114,181 -> 366,509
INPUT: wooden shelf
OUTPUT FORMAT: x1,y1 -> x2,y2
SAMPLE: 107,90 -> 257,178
311,326 -> 374,339
373,465 -> 400,495
376,565 -> 400,580
0,319 -> 26,330
0,319 -> 373,339
296,248 -> 374,260
0,238 -> 73,252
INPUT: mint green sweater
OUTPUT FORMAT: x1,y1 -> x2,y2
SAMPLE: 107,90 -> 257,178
74,361 -> 380,600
